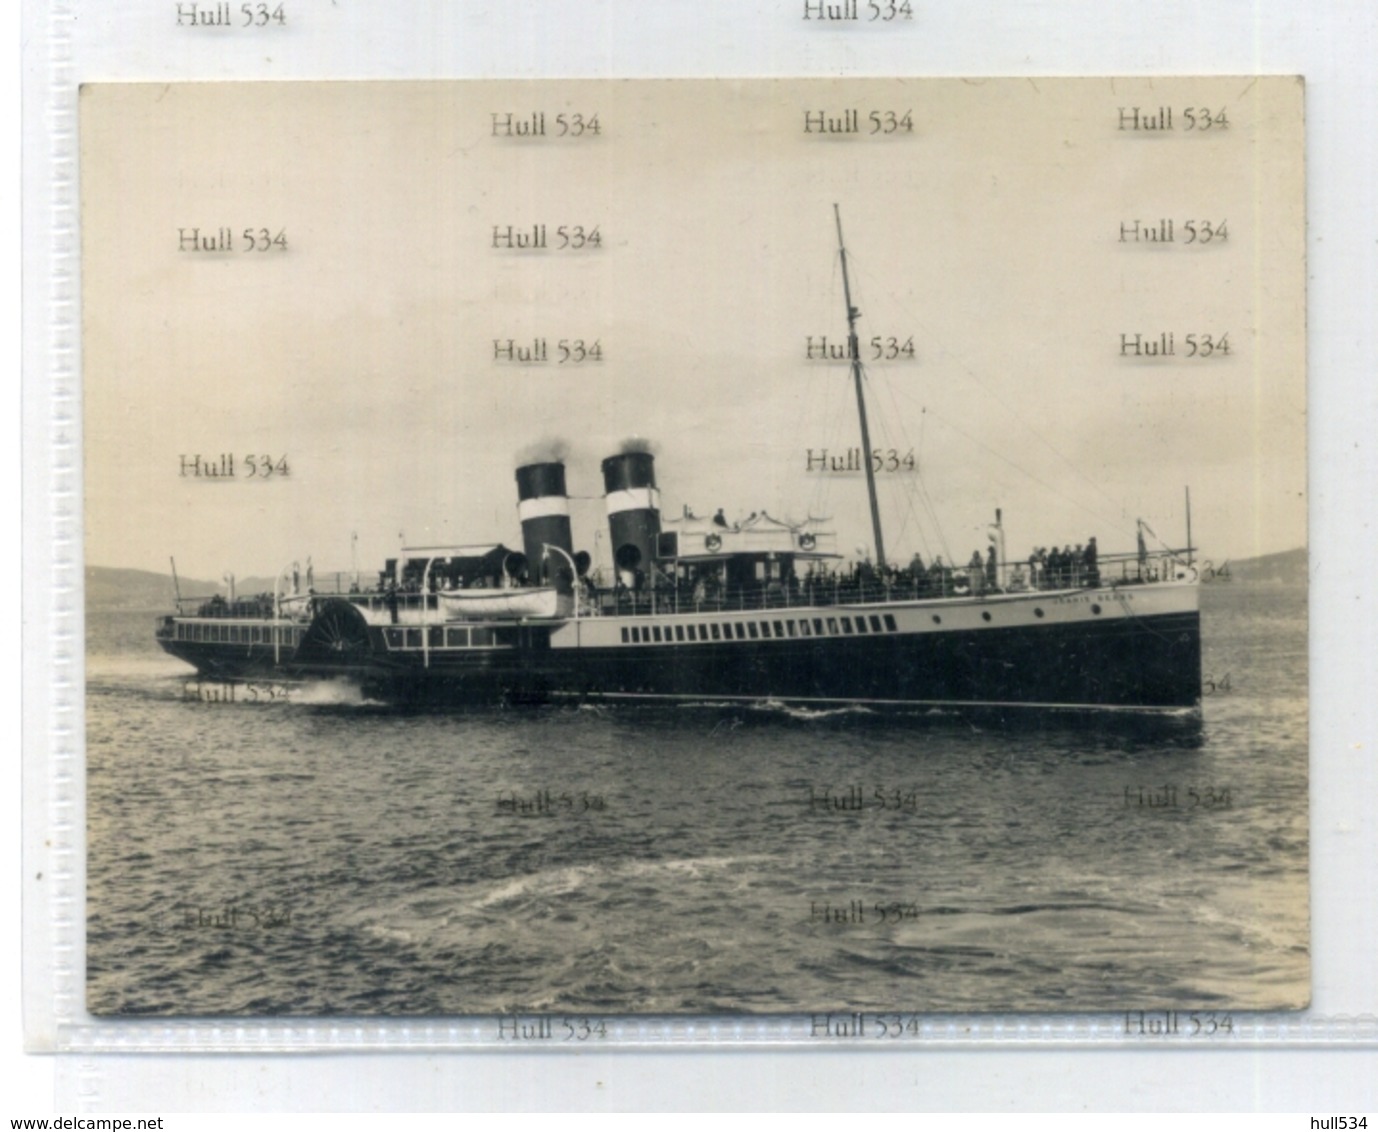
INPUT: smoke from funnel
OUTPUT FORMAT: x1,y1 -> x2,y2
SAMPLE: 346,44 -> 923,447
617,436 -> 659,456
515,436 -> 572,466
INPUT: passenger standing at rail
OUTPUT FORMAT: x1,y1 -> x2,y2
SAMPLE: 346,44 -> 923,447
1085,537 -> 1099,588
909,552 -> 926,597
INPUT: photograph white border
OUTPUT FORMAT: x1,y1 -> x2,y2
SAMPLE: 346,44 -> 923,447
17,0 -> 1378,1110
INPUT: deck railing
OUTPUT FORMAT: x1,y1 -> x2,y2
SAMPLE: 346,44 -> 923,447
171,589 -> 441,620
590,550 -> 1191,618
170,549 -> 1193,621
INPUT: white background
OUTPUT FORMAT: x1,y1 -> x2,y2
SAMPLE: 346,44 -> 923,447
13,0 -> 1378,1112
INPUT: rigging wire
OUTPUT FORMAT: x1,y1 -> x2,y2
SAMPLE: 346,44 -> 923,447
840,258 -> 957,563
873,373 -> 954,565
844,246 -> 1139,541
886,382 -> 1132,537
909,405 -> 958,565
812,229 -> 1140,567
861,365 -> 940,562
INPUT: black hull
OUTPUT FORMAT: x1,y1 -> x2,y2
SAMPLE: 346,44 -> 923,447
158,605 -> 1201,714
550,611 -> 1199,711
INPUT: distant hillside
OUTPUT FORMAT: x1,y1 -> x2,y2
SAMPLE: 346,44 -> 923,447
1223,547 -> 1307,585
85,566 -> 215,611
86,566 -> 348,611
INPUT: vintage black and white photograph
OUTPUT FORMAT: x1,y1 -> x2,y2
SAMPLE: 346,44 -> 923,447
81,77 -> 1307,1017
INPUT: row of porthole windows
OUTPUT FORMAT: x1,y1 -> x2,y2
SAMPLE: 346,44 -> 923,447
929,604 -> 1102,626
383,626 -> 516,650
179,622 -> 301,646
620,612 -> 899,646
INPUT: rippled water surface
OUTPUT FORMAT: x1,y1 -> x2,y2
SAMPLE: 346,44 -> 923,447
85,584 -> 1308,1015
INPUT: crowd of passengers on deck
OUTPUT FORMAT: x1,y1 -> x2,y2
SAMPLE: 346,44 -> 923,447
186,531 -> 1160,620
594,536 -> 1107,612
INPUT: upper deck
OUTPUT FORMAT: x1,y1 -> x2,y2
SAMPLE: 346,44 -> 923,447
162,547 -> 1196,627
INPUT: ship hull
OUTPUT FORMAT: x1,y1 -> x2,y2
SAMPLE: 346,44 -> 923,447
158,583 -> 1201,714
544,610 -> 1200,711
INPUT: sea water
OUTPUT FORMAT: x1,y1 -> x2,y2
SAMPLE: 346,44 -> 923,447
84,584 -> 1308,1015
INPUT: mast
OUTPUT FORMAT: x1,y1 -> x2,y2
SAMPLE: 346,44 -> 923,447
833,204 -> 887,570
1185,485 -> 1193,566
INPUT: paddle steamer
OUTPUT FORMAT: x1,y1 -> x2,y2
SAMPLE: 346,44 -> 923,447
156,210 -> 1202,713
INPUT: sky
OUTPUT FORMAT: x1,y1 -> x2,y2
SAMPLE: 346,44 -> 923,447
81,78 -> 1306,584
